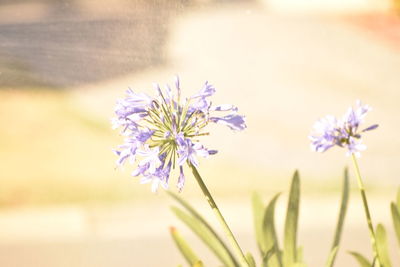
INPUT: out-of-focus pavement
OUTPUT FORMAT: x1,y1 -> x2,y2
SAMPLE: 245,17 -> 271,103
0,195 -> 399,266
2,0 -> 400,266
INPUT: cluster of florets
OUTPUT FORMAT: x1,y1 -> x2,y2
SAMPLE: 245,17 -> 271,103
309,100 -> 378,157
112,76 -> 246,192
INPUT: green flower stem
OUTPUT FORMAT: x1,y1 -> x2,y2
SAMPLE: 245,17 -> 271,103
190,164 -> 249,267
351,154 -> 380,266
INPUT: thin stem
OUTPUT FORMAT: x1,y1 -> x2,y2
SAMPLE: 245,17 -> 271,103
190,164 -> 249,267
351,154 -> 380,266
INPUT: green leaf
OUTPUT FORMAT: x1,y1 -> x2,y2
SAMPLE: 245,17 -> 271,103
349,251 -> 372,267
262,193 -> 283,267
376,224 -> 392,267
192,261 -> 204,267
170,226 -> 200,266
253,192 -> 267,254
171,206 -> 238,267
168,192 -> 239,267
325,247 -> 338,267
391,202 -> 400,247
327,168 -> 350,267
262,246 -> 276,266
297,246 -> 304,263
284,171 -> 300,266
246,252 -> 257,267
397,188 -> 400,211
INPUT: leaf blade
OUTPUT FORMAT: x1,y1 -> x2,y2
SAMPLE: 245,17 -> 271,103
391,202 -> 400,248
396,188 -> 400,211
170,226 -> 200,266
246,252 -> 256,267
284,171 -> 300,266
348,251 -> 372,267
262,193 -> 283,267
376,224 -> 392,267
171,206 -> 237,267
325,246 -> 338,267
327,168 -> 350,267
168,192 -> 239,267
253,192 -> 267,254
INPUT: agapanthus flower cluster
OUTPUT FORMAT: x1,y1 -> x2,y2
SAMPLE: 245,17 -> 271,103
309,100 -> 378,157
112,76 -> 246,192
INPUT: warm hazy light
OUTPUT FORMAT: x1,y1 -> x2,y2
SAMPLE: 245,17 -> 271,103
1,0 -> 400,266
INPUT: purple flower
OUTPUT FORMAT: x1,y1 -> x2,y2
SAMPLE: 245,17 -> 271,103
309,100 -> 378,157
177,138 -> 209,167
177,166 -> 185,192
210,114 -> 247,131
191,81 -> 216,99
112,76 -> 246,192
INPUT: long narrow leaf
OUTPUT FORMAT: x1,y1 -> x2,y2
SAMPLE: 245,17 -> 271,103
349,251 -> 372,267
284,171 -> 300,266
376,224 -> 392,267
246,252 -> 256,267
171,206 -> 237,267
263,246 -> 276,266
327,168 -> 350,267
391,202 -> 400,247
192,261 -> 204,267
397,188 -> 400,211
262,193 -> 283,267
168,192 -> 239,266
170,227 -> 201,266
297,246 -> 304,263
325,247 -> 338,267
253,192 -> 267,254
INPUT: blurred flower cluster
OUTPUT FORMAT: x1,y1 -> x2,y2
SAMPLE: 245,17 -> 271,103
309,100 -> 378,157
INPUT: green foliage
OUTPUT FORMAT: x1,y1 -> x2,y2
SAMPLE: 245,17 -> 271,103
391,202 -> 400,245
168,191 -> 239,266
169,169 -> 351,267
253,192 -> 267,253
192,261 -> 204,267
375,224 -> 392,267
171,206 -> 239,267
246,252 -> 257,267
297,247 -> 304,263
326,168 -> 350,267
168,191 -> 234,257
170,227 -> 201,266
262,193 -> 283,267
283,171 -> 300,266
349,252 -> 372,267
391,188 -> 400,247
325,247 -> 338,267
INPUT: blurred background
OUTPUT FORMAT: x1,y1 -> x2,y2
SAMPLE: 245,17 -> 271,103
1,0 -> 400,266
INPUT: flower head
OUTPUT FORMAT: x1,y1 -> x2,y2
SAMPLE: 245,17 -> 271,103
309,100 -> 378,157
113,76 -> 246,192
